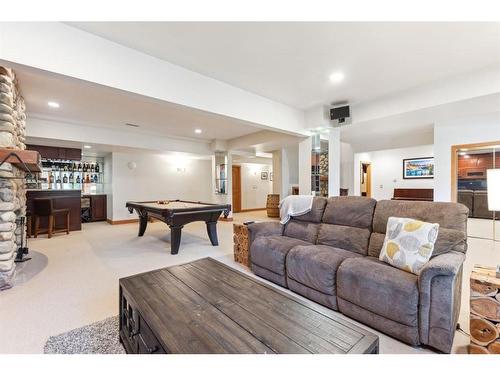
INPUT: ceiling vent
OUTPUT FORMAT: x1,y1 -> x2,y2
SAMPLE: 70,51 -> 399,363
125,122 -> 140,128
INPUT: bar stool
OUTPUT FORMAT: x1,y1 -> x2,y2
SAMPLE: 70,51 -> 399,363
33,198 -> 70,238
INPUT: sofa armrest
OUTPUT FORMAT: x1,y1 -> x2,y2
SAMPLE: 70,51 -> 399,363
418,251 -> 465,353
247,221 -> 283,247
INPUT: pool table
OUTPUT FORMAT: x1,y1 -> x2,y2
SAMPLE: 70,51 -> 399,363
126,200 -> 231,254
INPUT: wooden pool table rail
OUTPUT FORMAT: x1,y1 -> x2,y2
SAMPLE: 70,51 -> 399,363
126,200 -> 231,255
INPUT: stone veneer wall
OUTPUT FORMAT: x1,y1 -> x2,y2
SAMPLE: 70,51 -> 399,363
0,66 -> 27,290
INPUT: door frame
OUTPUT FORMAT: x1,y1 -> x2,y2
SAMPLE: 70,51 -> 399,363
360,162 -> 372,198
232,165 -> 242,213
450,140 -> 500,202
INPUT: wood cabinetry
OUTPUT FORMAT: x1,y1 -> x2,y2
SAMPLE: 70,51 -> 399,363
27,144 -> 81,161
83,194 -> 107,222
91,194 -> 107,221
458,153 -> 500,180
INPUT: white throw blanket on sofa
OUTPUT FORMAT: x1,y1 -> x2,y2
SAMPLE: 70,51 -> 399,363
279,195 -> 314,224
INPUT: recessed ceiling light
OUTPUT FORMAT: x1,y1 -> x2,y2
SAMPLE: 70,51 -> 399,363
84,145 -> 92,149
195,129 -> 202,134
47,101 -> 60,108
329,72 -> 345,84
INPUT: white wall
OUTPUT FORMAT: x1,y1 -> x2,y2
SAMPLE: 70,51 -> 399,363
238,163 -> 272,210
434,112 -> 500,202
111,152 -> 213,221
354,144 -> 434,200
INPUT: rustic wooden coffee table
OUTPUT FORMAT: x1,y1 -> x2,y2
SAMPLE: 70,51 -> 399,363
119,257 -> 379,354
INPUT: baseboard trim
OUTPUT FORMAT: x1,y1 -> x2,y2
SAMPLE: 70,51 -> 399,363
106,219 -> 139,225
238,208 -> 266,213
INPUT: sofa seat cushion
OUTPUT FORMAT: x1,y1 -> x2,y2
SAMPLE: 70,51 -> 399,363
250,235 -> 310,276
337,257 -> 419,327
287,245 -> 362,295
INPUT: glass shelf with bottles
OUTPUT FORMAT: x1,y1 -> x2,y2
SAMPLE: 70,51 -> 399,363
27,158 -> 105,191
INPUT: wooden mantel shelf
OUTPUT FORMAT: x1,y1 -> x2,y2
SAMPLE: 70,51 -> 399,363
0,149 -> 42,173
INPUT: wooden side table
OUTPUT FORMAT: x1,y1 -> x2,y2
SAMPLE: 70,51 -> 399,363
233,223 -> 250,267
469,265 -> 500,354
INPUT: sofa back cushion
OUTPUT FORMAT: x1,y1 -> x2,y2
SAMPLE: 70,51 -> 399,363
283,197 -> 327,243
368,200 -> 468,258
316,197 -> 377,255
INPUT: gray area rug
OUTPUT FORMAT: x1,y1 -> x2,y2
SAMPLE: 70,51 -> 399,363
44,316 -> 125,354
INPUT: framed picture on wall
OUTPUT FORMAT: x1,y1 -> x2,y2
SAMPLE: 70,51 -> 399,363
403,157 -> 434,179
261,171 -> 268,180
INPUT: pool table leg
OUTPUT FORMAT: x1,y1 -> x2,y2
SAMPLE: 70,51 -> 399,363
206,221 -> 219,246
138,214 -> 148,236
170,225 -> 183,255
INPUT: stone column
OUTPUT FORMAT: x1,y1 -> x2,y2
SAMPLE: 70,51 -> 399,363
0,66 -> 27,290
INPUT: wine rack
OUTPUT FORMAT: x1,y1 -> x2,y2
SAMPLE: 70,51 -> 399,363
26,156 -> 105,193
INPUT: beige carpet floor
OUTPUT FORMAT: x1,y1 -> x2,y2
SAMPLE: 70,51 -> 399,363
0,210 -> 498,354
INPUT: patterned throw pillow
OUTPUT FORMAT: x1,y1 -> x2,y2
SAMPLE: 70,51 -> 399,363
379,217 -> 439,275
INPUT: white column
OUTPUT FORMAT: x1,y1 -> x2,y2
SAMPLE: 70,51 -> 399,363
328,128 -> 341,197
272,150 -> 282,195
299,137 -> 312,195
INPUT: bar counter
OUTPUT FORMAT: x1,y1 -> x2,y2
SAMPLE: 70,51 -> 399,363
26,189 -> 82,232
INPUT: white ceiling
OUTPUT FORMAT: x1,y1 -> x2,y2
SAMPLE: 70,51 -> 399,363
68,22 -> 500,109
341,93 -> 500,152
12,64 -> 265,142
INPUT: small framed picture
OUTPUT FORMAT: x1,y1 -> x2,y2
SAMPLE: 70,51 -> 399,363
270,172 -> 273,181
403,157 -> 434,179
261,171 -> 268,180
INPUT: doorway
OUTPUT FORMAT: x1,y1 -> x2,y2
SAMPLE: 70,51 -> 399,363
360,162 -> 372,198
232,165 -> 242,213
451,141 -> 500,240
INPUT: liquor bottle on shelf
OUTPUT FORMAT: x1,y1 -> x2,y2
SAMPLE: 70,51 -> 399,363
49,173 -> 54,184
90,163 -> 95,172
56,176 -> 61,184
72,162 -> 76,171
85,174 -> 90,183
69,173 -> 74,184
78,163 -> 82,172
93,174 -> 98,183
63,174 -> 68,183
63,163 -> 68,171
76,175 -> 81,184
95,163 -> 100,173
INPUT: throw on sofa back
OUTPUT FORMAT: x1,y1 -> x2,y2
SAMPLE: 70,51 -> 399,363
316,196 -> 377,255
283,197 -> 327,243
368,200 -> 469,258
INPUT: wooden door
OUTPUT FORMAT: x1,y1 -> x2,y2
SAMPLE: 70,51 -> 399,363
232,165 -> 242,213
365,164 -> 372,198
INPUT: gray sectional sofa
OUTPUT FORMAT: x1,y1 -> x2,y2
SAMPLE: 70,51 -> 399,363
247,196 -> 468,353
